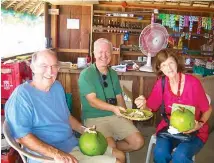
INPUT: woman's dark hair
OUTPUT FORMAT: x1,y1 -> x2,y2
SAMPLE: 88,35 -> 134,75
152,49 -> 185,77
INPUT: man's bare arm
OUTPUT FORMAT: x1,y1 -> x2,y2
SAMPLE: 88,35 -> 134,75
69,115 -> 85,134
17,134 -> 78,163
116,94 -> 127,109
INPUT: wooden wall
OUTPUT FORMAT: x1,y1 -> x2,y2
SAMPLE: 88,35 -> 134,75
57,71 -> 82,121
57,5 -> 91,63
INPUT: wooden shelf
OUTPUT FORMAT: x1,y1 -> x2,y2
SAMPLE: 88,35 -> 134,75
121,19 -> 150,23
112,51 -> 120,55
120,47 -> 214,58
92,4 -> 214,65
121,51 -> 144,56
120,48 -> 213,58
169,32 -> 212,37
94,15 -> 151,23
56,48 -> 89,53
93,31 -> 140,36
182,54 -> 213,59
167,48 -> 214,55
93,27 -> 142,33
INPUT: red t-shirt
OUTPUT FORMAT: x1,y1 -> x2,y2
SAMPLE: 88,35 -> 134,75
147,74 -> 209,143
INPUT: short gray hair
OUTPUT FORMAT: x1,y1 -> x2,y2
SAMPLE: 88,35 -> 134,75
31,49 -> 57,65
94,38 -> 113,52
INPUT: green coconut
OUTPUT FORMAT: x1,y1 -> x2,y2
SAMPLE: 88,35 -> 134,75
170,107 -> 195,132
79,130 -> 108,156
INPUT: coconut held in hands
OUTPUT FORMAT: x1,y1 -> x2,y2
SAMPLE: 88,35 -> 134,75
170,107 -> 195,132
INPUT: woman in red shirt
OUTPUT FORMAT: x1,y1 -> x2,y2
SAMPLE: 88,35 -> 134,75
135,49 -> 212,163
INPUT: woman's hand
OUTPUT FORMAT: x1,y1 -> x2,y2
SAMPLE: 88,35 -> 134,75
134,95 -> 146,109
113,106 -> 126,116
54,150 -> 78,163
183,120 -> 204,134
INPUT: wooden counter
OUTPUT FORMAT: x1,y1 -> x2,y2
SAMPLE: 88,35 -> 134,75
57,68 -> 157,122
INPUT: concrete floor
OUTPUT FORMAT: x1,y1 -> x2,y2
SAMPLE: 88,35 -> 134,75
128,126 -> 214,163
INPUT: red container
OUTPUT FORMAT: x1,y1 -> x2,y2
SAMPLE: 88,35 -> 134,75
1,62 -> 32,99
1,148 -> 22,163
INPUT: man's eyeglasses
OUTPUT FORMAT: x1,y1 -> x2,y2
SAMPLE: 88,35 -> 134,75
36,64 -> 60,72
102,75 -> 108,87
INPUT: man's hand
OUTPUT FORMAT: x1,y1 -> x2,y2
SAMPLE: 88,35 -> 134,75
134,95 -> 146,109
82,125 -> 96,133
113,106 -> 126,116
183,120 -> 204,134
53,150 -> 78,163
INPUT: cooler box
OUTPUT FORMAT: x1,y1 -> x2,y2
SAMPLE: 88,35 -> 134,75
193,66 -> 214,77
1,62 -> 32,99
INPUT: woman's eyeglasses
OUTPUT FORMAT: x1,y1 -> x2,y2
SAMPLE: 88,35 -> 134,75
102,75 -> 108,87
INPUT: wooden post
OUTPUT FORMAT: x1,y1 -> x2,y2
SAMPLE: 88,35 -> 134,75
44,2 -> 50,38
51,5 -> 59,48
44,2 -> 52,48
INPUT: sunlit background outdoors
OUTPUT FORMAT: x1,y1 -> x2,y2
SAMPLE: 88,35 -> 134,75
1,8 -> 45,58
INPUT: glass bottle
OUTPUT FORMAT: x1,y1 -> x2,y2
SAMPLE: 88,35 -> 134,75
117,21 -> 120,33
100,18 -> 104,28
93,18 -> 97,32
107,20 -> 111,32
113,21 -> 117,33
110,20 -> 114,33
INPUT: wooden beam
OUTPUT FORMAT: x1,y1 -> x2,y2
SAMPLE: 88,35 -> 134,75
14,1 -> 26,11
51,5 -> 59,48
56,49 -> 89,53
98,2 -> 214,13
93,10 -> 153,15
208,2 -> 211,8
47,0 -> 98,5
44,2 -> 49,37
5,0 -> 16,9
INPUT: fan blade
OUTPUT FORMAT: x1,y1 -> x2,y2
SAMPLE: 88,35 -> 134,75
139,23 -> 169,57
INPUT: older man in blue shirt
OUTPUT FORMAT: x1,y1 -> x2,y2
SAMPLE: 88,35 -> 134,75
5,49 -> 125,163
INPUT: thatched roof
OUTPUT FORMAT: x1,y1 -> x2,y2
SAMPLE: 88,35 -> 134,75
1,0 -> 46,16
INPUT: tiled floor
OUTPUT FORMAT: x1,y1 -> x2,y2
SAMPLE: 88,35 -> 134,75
129,126 -> 214,163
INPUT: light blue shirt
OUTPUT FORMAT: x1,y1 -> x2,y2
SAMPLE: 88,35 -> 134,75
5,81 -> 78,161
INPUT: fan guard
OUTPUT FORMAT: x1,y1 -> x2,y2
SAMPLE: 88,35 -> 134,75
139,23 -> 169,72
